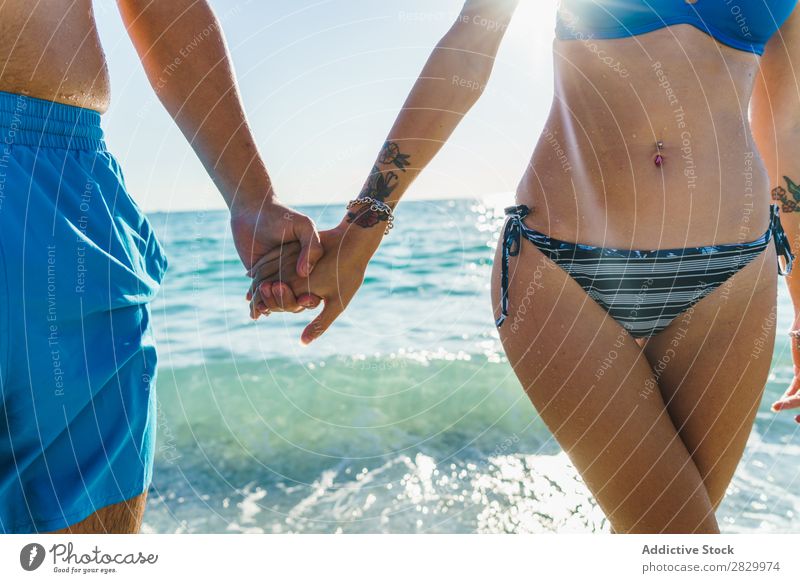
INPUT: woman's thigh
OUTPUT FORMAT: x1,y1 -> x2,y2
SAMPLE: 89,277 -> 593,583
641,245 -> 777,511
492,238 -> 719,533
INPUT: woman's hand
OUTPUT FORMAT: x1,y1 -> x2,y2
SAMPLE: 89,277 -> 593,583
250,223 -> 379,344
772,323 -> 800,423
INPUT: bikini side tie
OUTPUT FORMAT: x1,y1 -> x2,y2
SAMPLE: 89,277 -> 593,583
495,204 -> 531,327
770,203 -> 795,276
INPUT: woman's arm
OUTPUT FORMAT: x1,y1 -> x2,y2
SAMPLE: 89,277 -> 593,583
339,0 -> 519,245
117,0 -> 322,277
254,0 -> 520,341
751,5 -> 800,421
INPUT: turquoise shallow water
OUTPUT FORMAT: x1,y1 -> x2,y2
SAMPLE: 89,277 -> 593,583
142,198 -> 800,533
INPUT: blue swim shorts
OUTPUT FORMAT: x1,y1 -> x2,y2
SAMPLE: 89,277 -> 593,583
0,91 -> 168,533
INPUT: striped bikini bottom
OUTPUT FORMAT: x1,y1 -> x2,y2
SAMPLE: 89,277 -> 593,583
495,204 -> 795,338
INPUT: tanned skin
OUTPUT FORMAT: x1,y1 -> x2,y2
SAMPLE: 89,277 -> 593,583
255,1 -> 800,532
0,0 -> 322,533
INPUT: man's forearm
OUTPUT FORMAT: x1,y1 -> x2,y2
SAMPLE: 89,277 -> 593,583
118,0 -> 271,210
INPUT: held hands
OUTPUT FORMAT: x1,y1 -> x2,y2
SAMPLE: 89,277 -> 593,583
248,223 -> 375,344
245,141 -> 400,339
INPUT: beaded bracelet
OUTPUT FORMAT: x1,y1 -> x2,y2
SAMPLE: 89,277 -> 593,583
346,196 -> 395,235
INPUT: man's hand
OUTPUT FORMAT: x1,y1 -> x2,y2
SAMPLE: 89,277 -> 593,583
229,196 -> 323,273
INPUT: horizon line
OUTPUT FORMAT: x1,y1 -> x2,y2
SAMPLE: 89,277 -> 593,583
143,192 -> 515,215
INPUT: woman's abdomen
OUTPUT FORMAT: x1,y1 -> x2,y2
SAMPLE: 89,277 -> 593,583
518,30 -> 773,250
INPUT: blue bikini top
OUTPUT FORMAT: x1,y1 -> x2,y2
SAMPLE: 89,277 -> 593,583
556,0 -> 798,55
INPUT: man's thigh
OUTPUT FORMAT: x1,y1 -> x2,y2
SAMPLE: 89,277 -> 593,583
51,492 -> 148,534
0,302 -> 157,533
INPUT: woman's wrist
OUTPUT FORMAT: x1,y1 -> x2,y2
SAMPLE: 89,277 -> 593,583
335,215 -> 385,264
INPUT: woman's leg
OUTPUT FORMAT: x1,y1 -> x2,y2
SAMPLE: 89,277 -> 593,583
492,238 -> 719,533
640,245 -> 777,514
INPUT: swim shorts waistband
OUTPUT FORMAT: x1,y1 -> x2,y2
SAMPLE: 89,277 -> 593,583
0,90 -> 105,151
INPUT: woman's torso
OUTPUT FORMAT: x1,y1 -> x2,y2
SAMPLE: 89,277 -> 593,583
0,0 -> 110,113
520,1 -> 795,249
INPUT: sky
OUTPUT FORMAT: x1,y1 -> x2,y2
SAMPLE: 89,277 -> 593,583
94,0 -> 558,213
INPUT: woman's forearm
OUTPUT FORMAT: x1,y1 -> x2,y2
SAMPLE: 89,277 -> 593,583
752,121 -> 800,313
342,0 -> 519,248
117,0 -> 271,211
766,131 -> 800,314
752,14 -> 800,316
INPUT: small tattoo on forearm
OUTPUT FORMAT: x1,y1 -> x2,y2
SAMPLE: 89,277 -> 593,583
377,141 -> 411,171
347,141 -> 411,229
772,176 -> 800,212
360,165 -> 399,202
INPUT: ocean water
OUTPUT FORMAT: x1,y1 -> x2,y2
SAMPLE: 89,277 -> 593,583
141,198 -> 800,533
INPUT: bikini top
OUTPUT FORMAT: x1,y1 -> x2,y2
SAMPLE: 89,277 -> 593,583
555,0 -> 798,55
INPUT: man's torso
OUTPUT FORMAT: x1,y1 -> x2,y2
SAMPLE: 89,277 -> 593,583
0,0 -> 110,113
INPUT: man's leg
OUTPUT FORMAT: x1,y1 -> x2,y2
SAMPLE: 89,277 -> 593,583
51,492 -> 148,534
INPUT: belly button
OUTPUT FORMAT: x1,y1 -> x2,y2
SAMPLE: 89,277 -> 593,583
653,140 -> 665,167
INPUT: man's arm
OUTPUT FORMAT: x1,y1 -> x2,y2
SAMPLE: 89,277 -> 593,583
116,0 -> 322,281
752,5 -> 800,419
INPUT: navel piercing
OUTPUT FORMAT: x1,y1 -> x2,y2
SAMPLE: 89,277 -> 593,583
654,140 -> 664,167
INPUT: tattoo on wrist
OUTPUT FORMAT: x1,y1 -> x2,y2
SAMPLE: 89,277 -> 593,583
346,206 -> 384,228
772,176 -> 800,212
360,165 -> 399,202
347,141 -> 410,229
